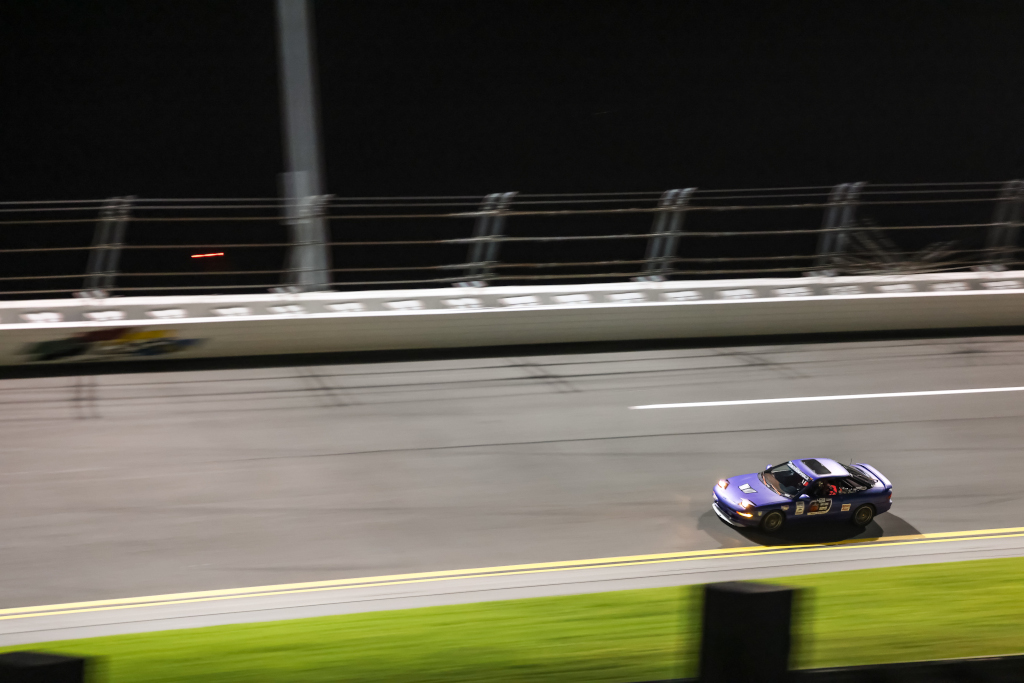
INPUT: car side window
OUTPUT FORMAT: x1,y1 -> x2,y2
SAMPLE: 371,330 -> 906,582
810,480 -> 835,497
838,477 -> 867,493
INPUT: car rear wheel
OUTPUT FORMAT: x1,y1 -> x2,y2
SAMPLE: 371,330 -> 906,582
760,510 -> 785,533
852,504 -> 875,527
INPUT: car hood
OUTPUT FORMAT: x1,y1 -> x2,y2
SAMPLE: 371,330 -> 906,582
719,472 -> 790,508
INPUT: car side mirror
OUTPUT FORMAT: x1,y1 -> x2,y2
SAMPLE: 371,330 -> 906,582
798,494 -> 810,500
765,464 -> 772,471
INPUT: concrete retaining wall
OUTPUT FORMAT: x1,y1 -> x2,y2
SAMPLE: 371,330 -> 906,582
1,272 -> 1023,366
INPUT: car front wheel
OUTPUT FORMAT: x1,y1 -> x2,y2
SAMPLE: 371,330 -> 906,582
852,504 -> 875,527
760,510 -> 785,533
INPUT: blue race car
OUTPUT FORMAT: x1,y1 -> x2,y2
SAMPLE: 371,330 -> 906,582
712,458 -> 893,533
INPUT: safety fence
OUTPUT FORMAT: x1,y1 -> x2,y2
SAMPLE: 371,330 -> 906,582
0,181 -> 1021,300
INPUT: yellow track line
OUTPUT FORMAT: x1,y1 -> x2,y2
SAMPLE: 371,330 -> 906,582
3,526 -> 1023,622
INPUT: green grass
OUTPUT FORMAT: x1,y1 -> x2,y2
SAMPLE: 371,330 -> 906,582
3,558 -> 1024,682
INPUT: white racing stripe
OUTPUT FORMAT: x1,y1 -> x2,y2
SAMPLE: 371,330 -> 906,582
631,385 -> 1024,410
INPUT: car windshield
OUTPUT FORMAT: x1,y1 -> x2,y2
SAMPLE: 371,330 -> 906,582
759,462 -> 809,498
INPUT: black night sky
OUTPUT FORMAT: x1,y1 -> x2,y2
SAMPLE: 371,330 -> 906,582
2,1 -> 1024,294
3,0 -> 1024,201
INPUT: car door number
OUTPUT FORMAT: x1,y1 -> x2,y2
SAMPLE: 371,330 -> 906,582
807,498 -> 832,515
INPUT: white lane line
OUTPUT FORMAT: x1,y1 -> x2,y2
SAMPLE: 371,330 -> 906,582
630,386 -> 1024,410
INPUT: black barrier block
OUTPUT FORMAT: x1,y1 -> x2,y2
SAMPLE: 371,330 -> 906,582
799,663 -> 939,682
797,668 -> 889,683
797,654 -> 1024,682
956,654 -> 1024,682
0,651 -> 87,683
698,582 -> 794,683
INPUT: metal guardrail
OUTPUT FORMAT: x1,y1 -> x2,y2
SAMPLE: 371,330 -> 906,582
0,181 -> 1021,299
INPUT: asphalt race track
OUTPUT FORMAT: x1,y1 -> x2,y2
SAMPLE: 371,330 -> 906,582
3,334 -> 1024,640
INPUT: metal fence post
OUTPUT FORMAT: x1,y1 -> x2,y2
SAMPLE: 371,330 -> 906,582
834,181 -> 865,259
980,179 -> 1023,271
699,582 -> 795,683
80,195 -> 133,298
275,0 -> 332,292
812,181 -> 865,275
279,175 -> 333,292
457,191 -> 517,287
636,188 -> 696,282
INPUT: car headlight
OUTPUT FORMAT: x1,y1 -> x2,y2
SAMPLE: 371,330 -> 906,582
717,479 -> 729,490
739,498 -> 755,510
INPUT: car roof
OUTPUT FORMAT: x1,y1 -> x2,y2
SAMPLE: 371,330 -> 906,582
790,458 -> 850,480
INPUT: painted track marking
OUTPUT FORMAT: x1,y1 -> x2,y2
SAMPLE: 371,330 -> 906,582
3,526 -> 1023,622
631,385 -> 1024,410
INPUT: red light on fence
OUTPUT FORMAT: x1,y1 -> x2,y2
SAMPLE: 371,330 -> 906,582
191,252 -> 224,259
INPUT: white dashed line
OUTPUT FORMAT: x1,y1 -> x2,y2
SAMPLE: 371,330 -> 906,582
630,386 -> 1024,410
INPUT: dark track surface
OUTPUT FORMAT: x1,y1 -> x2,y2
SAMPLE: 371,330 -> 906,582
3,334 -> 1024,608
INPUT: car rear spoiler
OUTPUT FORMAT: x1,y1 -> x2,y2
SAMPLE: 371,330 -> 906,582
856,463 -> 892,490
